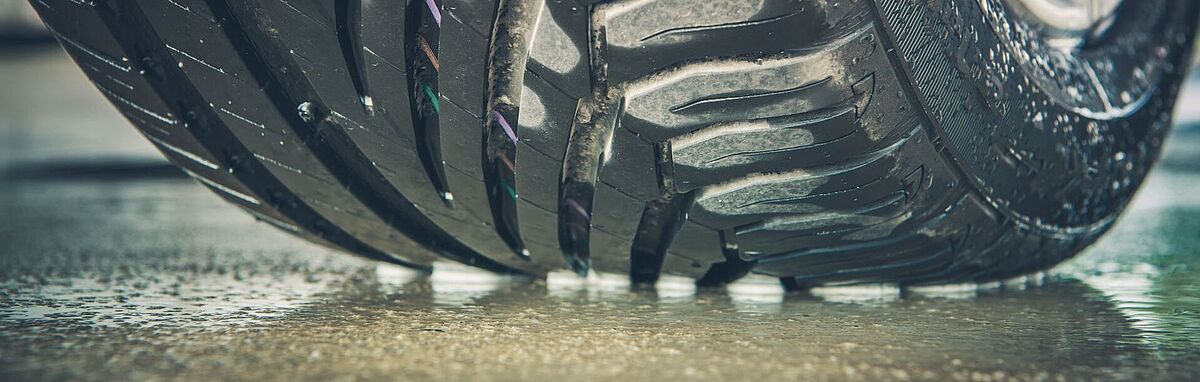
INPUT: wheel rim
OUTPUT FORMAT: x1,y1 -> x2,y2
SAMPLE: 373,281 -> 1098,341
1005,0 -> 1124,47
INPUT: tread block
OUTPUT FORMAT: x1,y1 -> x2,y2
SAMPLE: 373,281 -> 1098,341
618,26 -> 874,141
440,100 -> 486,180
517,71 -> 577,160
437,15 -> 490,110
443,0 -> 498,35
516,200 -> 569,268
588,230 -> 632,274
590,183 -> 644,237
667,221 -> 726,266
599,127 -> 659,201
526,0 -> 591,98
688,142 -> 901,227
596,0 -> 865,84
514,145 -> 562,210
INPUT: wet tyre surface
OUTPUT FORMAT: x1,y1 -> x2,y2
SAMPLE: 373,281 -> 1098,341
24,0 -> 1200,286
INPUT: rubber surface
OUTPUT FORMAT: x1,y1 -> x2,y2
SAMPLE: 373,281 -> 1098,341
31,0 -> 1198,286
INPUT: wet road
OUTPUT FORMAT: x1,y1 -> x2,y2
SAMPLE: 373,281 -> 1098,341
2,45 -> 1200,381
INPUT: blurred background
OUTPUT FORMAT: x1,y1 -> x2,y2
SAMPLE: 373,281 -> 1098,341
2,2 -> 1200,381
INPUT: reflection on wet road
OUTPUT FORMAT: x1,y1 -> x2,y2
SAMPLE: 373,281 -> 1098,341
2,45 -> 1200,381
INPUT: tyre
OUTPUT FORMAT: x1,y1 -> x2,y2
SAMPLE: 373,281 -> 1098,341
31,0 -> 1198,286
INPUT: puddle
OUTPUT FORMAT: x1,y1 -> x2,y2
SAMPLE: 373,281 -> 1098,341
1,166 -> 1200,380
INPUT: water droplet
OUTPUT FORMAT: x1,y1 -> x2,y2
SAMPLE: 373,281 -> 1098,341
297,102 -> 317,122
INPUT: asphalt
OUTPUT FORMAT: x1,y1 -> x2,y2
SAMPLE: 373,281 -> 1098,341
2,43 -> 1200,381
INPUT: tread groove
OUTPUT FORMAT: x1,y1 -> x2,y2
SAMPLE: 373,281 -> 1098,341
405,0 -> 454,206
482,0 -> 546,260
627,141 -> 689,284
629,192 -> 694,284
334,0 -> 374,114
558,97 -> 622,276
554,7 -> 625,276
695,230 -> 755,287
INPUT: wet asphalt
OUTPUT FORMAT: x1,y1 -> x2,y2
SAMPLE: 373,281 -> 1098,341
2,44 -> 1200,381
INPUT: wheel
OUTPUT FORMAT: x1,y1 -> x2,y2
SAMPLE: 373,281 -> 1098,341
31,0 -> 1198,286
